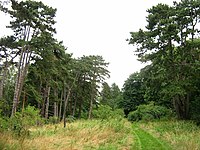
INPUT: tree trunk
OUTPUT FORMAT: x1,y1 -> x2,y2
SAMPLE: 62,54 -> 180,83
88,97 -> 93,119
45,86 -> 51,119
22,90 -> 26,113
78,98 -> 83,119
62,85 -> 67,120
12,70 -> 23,116
58,89 -> 63,121
69,99 -> 73,115
17,51 -> 32,105
12,58 -> 23,116
78,76 -> 85,119
63,88 -> 71,128
173,94 -> 190,120
0,62 -> 8,100
73,96 -> 77,117
41,86 -> 47,117
41,98 -> 46,117
0,78 -> 3,100
173,96 -> 181,119
53,88 -> 58,118
11,47 -> 31,116
88,76 -> 96,119
11,26 -> 31,116
54,102 -> 58,118
54,102 -> 57,117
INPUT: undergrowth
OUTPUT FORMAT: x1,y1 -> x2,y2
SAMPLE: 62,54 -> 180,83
0,118 -> 134,150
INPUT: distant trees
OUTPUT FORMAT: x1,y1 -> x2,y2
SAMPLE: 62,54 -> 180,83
127,0 -> 200,120
100,82 -> 123,110
121,73 -> 145,116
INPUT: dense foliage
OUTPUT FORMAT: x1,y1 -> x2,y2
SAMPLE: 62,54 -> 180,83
121,72 -> 145,116
0,0 -> 110,128
100,82 -> 123,110
125,0 -> 200,121
128,102 -> 172,122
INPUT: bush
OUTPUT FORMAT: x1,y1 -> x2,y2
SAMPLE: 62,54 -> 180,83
0,116 -> 9,132
9,105 -> 42,137
93,105 -> 124,120
66,115 -> 76,123
48,116 -> 59,124
128,102 -> 172,122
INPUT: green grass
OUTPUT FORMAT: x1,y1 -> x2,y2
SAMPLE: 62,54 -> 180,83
137,120 -> 200,150
132,124 -> 171,150
0,118 -> 134,150
1,119 -> 200,150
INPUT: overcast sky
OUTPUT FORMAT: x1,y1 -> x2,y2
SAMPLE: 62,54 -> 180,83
0,0 -> 180,88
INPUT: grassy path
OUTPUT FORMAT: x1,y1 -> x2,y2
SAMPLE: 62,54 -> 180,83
132,124 -> 171,150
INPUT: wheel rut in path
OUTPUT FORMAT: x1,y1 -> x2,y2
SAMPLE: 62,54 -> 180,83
132,124 -> 171,150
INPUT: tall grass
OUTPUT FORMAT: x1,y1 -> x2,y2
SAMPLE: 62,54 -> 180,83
137,120 -> 200,150
0,118 -> 134,150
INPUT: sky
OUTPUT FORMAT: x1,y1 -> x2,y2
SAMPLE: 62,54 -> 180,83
0,0 -> 179,89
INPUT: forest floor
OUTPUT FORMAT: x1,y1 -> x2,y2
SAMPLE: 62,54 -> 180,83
1,119 -> 200,150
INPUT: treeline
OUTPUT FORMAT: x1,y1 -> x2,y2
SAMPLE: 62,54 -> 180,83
122,0 -> 200,122
0,0 -> 110,125
1,0 -> 200,127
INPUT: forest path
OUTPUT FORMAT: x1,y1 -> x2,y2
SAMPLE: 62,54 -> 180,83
132,124 -> 172,150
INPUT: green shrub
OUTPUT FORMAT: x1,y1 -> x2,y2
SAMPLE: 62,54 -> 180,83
112,109 -> 124,118
48,116 -> 59,124
93,105 -> 124,120
66,115 -> 76,123
0,116 -> 9,131
128,102 -> 172,122
80,111 -> 88,119
9,105 -> 42,137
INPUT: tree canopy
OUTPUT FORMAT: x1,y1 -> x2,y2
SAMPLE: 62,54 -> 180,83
127,0 -> 200,120
0,0 -> 110,126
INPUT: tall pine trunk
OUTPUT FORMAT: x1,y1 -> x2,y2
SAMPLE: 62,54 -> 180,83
41,85 -> 47,117
12,49 -> 24,116
12,26 -> 31,116
58,89 -> 63,121
53,88 -> 58,118
69,99 -> 73,115
45,86 -> 51,119
63,88 -> 71,128
88,76 -> 96,119
88,97 -> 93,119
